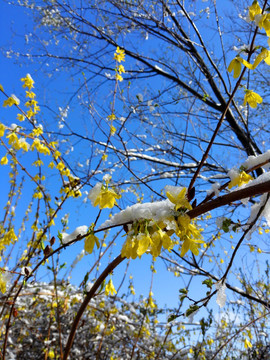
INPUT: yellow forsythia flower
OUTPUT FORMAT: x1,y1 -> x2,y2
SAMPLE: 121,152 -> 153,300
3,94 -> 20,107
244,338 -> 252,349
137,233 -> 151,257
108,113 -> 116,121
177,215 -> 204,257
84,233 -> 100,254
48,349 -> 55,359
115,73 -> 123,82
0,156 -> 8,165
249,1 -> 261,21
114,47 -> 125,62
110,125 -> 116,135
17,114 -> 25,122
0,123 -> 5,137
228,170 -> 253,189
56,162 -> 65,172
95,188 -> 121,208
117,64 -> 125,74
180,234 -> 204,257
257,13 -> 270,36
89,182 -> 121,209
0,271 -> 11,294
228,57 -> 242,78
166,187 -> 192,211
148,292 -> 157,309
26,91 -> 36,98
105,279 -> 117,296
21,74 -> 34,90
243,90 -> 262,108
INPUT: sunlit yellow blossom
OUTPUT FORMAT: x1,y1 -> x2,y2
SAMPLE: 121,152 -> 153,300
17,114 -> 25,122
31,138 -> 50,155
228,170 -> 253,189
253,48 -> 270,68
0,272 -> 8,294
53,150 -> 61,159
108,113 -> 116,120
148,292 -> 157,309
32,127 -> 43,138
84,233 -> 100,254
33,159 -> 44,167
56,162 -> 65,172
18,138 -> 29,152
166,187 -> 192,211
257,13 -> 270,36
6,132 -> 18,145
177,215 -> 204,257
121,236 -> 138,259
62,168 -> 70,177
228,57 -> 242,78
48,349 -> 55,359
3,94 -> 20,107
180,235 -> 204,257
26,91 -> 36,99
244,338 -> 252,349
0,123 -> 5,137
27,109 -> 35,118
152,229 -> 173,251
33,191 -> 43,199
115,73 -> 123,82
243,90 -> 262,108
0,156 -> 8,165
249,1 -> 262,21
137,233 -> 151,256
93,187 -> 121,209
110,125 -> 116,135
105,278 -> 117,296
21,73 -> 34,90
114,46 -> 125,62
117,64 -> 125,74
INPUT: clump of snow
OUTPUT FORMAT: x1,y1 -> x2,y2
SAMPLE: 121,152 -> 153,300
103,174 -> 111,182
164,185 -> 183,197
216,281 -> 227,308
21,267 -> 32,276
227,168 -> 239,182
206,182 -> 220,197
242,150 -> 270,171
62,225 -> 88,244
99,199 -> 175,229
88,183 -> 102,205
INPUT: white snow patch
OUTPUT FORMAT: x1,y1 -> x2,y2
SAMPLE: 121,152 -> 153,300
62,225 -> 88,244
242,150 -> 270,171
216,281 -> 227,308
99,199 -> 175,229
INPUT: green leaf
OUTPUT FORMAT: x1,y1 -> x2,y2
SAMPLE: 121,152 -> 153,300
40,240 -> 45,250
202,279 -> 213,289
185,305 -> 199,317
179,288 -> 188,294
59,262 -> 67,270
57,231 -> 63,243
168,314 -> 178,322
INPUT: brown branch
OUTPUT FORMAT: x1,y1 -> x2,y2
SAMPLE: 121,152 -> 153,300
63,254 -> 126,360
188,179 -> 270,220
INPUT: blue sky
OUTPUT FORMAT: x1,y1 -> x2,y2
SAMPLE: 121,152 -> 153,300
1,0 -> 269,333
